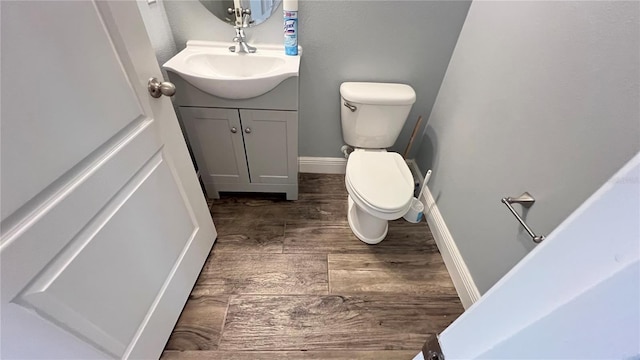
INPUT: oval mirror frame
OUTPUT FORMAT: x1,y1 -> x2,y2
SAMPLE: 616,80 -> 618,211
199,0 -> 282,27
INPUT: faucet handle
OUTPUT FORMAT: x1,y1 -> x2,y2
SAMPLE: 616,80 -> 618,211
242,8 -> 251,15
227,7 -> 234,15
242,15 -> 254,27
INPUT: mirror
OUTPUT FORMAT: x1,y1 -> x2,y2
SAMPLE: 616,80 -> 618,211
199,0 -> 282,27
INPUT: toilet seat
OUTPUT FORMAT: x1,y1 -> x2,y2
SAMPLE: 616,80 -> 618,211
345,151 -> 414,216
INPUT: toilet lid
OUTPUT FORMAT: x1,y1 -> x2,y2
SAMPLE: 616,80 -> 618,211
346,152 -> 414,212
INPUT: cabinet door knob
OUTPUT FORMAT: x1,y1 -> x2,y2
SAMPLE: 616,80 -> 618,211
244,127 -> 252,134
231,127 -> 238,133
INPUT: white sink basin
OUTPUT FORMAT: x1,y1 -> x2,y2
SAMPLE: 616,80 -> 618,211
163,41 -> 301,100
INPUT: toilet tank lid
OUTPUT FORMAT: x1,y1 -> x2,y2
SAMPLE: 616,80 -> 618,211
340,82 -> 416,105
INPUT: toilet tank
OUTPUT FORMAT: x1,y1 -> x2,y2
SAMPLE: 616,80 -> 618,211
340,82 -> 416,149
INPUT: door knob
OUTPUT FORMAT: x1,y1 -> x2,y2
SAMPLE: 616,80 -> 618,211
244,127 -> 252,134
148,77 -> 176,98
231,127 -> 238,133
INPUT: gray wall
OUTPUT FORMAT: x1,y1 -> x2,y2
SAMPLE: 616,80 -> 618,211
136,0 -> 178,68
162,0 -> 471,157
415,1 -> 640,294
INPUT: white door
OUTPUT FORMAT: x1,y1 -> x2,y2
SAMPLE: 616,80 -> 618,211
419,152 -> 640,359
0,1 -> 216,359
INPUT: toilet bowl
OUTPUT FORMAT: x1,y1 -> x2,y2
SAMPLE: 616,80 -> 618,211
345,150 -> 414,244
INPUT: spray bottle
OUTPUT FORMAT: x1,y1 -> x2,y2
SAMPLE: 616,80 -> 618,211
283,0 -> 298,55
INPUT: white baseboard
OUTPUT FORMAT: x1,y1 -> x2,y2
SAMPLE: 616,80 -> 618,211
421,187 -> 481,309
298,156 -> 347,174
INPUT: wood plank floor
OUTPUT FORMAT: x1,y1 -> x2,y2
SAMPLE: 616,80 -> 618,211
162,173 -> 464,359
193,253 -> 328,295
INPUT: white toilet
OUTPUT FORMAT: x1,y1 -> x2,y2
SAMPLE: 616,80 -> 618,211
340,82 -> 417,244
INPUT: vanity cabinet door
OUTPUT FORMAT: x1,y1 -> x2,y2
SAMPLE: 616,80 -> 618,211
240,109 -> 298,185
180,107 -> 249,186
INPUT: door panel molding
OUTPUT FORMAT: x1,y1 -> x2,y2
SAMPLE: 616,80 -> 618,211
0,116 -> 153,249
0,1 -> 147,221
0,120 -> 160,304
16,292 -> 126,357
122,226 -> 201,359
15,152 -> 197,358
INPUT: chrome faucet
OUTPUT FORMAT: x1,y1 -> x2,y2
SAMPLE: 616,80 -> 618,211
230,26 -> 256,53
227,7 -> 256,53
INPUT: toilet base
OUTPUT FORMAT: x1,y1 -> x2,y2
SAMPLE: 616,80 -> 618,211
347,196 -> 388,244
